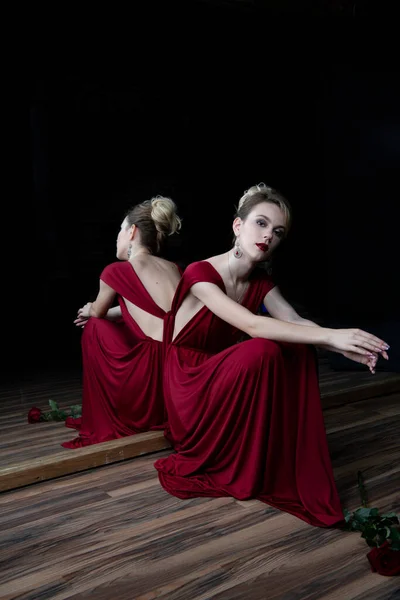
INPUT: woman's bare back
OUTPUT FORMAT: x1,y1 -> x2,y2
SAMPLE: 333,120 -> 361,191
124,255 -> 181,341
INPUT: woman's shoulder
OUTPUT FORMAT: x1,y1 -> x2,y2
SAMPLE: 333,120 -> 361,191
181,260 -> 223,287
98,261 -> 130,290
184,259 -> 217,275
100,261 -> 127,276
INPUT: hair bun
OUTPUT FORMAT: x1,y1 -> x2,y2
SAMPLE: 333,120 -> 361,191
150,196 -> 182,239
238,182 -> 273,210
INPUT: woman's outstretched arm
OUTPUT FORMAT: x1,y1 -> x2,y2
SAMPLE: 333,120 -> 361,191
191,282 -> 389,358
263,286 -> 388,372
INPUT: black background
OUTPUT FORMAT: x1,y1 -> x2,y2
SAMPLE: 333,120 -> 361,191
11,2 -> 400,375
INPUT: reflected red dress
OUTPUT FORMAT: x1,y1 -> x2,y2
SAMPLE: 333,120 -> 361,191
62,261 -> 174,449
155,262 -> 344,528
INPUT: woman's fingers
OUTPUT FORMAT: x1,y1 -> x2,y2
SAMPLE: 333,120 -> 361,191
354,339 -> 384,353
367,351 -> 378,374
355,329 -> 389,351
351,331 -> 390,356
74,316 -> 88,327
347,345 -> 381,358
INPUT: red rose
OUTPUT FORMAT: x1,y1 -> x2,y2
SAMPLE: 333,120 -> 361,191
28,407 -> 43,423
367,541 -> 400,576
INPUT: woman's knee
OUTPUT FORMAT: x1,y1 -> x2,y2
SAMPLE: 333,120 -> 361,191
238,338 -> 283,367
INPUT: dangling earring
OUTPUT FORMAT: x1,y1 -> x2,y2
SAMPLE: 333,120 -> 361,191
233,238 -> 243,259
127,244 -> 132,259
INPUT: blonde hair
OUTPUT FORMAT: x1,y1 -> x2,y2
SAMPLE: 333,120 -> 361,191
125,195 -> 182,254
237,182 -> 292,235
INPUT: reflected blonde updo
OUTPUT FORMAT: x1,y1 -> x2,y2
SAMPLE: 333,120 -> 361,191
125,195 -> 182,254
236,182 -> 292,235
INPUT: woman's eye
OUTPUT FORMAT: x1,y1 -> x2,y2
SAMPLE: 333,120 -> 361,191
274,230 -> 284,239
257,220 -> 266,227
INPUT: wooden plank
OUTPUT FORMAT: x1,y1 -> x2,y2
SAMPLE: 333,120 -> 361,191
320,373 -> 400,408
0,431 -> 170,493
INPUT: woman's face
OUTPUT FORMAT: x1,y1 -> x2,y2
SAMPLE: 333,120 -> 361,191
116,218 -> 133,260
234,201 -> 287,262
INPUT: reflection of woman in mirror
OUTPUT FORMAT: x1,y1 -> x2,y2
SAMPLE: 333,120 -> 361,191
62,196 -> 182,449
155,183 -> 389,527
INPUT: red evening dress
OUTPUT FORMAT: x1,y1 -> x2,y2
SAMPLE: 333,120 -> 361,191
155,261 -> 343,528
62,261 -> 176,449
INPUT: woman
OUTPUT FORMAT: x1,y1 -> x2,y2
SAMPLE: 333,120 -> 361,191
155,183 -> 389,527
62,195 -> 182,448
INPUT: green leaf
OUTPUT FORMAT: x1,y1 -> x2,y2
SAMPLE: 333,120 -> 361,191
344,509 -> 353,523
390,527 -> 400,542
48,400 -> 59,412
382,512 -> 398,519
354,507 -> 375,522
382,513 -> 400,525
70,404 -> 82,418
44,407 -> 64,421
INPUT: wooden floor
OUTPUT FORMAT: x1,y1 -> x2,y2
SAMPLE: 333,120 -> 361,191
0,389 -> 399,599
0,371 -> 83,467
1,361 -> 400,492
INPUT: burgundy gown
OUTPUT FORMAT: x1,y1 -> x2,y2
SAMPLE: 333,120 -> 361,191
62,261 -> 175,449
155,261 -> 344,528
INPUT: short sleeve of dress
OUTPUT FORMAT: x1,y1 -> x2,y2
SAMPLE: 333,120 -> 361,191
171,261 -> 225,314
182,262 -> 224,289
99,263 -> 121,290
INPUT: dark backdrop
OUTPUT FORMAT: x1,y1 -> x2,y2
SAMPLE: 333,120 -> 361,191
13,3 -> 399,375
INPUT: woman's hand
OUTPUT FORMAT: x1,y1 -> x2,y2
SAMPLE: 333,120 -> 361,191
341,350 -> 383,374
74,302 -> 92,328
328,328 -> 389,357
